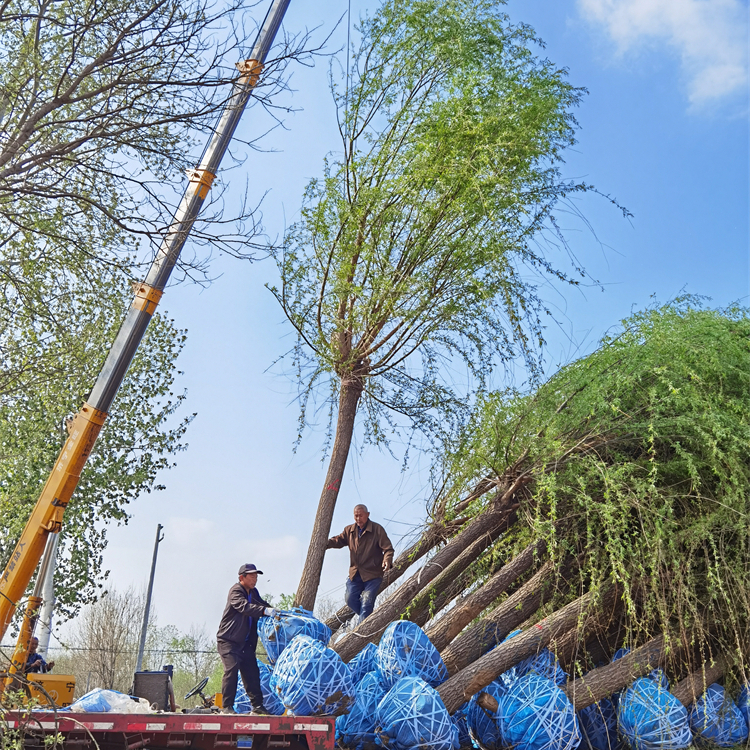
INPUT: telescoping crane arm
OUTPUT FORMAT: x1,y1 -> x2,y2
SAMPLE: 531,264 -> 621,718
0,0 -> 292,645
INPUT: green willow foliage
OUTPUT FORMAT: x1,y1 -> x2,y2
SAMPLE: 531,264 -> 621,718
439,299 -> 750,674
0,260 -> 192,619
270,0 -> 625,448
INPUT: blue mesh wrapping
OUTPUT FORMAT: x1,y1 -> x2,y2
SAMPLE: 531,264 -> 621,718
452,704 -> 473,749
233,660 -> 285,715
335,672 -> 385,750
688,683 -> 748,747
270,634 -> 355,716
467,680 -> 508,750
258,608 -> 332,665
737,683 -> 750,730
617,677 -> 692,750
612,649 -> 630,662
499,673 -> 581,750
515,649 -> 568,686
577,697 -> 618,750
375,675 -> 458,750
375,620 -> 448,690
349,642 -> 378,684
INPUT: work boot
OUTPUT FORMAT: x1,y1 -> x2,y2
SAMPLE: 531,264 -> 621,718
250,705 -> 270,716
220,707 -> 237,714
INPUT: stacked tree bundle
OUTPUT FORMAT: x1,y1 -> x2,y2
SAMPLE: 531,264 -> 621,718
325,302 -> 750,747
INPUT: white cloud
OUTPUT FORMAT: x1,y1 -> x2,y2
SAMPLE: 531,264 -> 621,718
577,0 -> 749,105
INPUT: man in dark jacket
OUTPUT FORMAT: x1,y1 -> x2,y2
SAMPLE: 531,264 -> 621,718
216,563 -> 276,714
326,505 -> 394,621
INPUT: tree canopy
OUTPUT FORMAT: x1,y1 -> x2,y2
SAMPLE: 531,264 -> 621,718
270,0 -> 625,609
436,298 -> 749,674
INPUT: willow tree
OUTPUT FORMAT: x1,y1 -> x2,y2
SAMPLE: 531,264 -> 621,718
271,0 -> 621,610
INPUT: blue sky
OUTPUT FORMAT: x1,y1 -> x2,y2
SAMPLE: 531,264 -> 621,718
55,0 -> 748,641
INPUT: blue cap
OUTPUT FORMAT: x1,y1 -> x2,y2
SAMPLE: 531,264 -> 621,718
239,563 -> 263,576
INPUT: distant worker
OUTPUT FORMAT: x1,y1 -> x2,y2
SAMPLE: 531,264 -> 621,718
25,636 -> 54,674
327,505 -> 394,621
216,564 -> 277,714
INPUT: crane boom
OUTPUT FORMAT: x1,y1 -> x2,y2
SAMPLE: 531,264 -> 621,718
0,0 -> 292,643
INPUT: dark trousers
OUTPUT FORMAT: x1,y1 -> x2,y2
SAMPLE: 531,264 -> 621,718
217,638 -> 263,711
345,572 -> 382,620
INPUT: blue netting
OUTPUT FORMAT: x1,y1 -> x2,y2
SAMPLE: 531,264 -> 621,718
515,649 -> 568,687
234,660 -> 285,715
738,683 -> 750,730
375,675 -> 458,750
258,607 -> 332,665
375,620 -> 448,690
467,680 -> 508,750
688,682 -> 748,747
577,697 -> 618,750
452,703 -> 474,749
336,672 -> 385,750
271,634 -> 355,716
617,677 -> 692,750
349,642 -> 378,684
498,673 -> 581,750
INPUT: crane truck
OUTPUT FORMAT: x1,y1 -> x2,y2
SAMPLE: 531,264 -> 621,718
0,0 -> 336,746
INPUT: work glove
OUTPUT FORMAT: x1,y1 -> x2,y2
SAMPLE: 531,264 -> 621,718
264,607 -> 278,618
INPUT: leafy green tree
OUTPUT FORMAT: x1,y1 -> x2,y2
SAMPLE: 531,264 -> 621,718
0,0 -> 307,611
0,260 -> 191,617
270,0 -> 623,609
437,299 -> 750,677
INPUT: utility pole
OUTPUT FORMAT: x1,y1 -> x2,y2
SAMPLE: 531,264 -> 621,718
136,523 -> 164,672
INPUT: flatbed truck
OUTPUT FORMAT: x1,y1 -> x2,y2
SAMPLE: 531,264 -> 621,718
3,711 -> 335,750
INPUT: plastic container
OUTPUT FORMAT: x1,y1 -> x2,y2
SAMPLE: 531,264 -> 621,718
27,674 -> 76,708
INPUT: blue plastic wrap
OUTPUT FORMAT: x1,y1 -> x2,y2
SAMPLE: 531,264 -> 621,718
336,672 -> 385,749
467,680 -> 508,750
349,642 -> 378,684
688,682 -> 748,747
499,673 -> 580,750
578,697 -> 618,750
375,675 -> 458,750
738,683 -> 750,730
375,620 -> 448,690
258,607 -> 332,665
234,660 -> 285,715
271,634 -> 355,716
514,648 -> 568,687
69,688 -> 148,713
617,677 -> 692,750
452,704 -> 473,749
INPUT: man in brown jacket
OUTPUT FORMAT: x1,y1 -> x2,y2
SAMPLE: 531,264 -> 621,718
216,563 -> 277,714
326,505 -> 394,621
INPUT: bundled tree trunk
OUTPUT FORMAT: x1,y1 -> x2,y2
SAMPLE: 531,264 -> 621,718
547,595 -> 623,669
563,633 -> 673,710
324,516 -> 467,633
334,488 -> 522,662
400,519 -> 511,626
407,567 -> 479,630
440,557 -> 579,675
438,584 -> 617,713
671,658 -> 726,707
427,539 -> 546,653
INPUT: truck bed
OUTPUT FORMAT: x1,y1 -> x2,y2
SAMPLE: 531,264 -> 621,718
3,710 -> 336,750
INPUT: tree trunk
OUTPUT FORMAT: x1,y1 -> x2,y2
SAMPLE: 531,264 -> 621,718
671,658 -> 725,707
333,490 -> 522,662
295,377 -> 363,611
438,584 -> 616,714
547,594 -> 623,669
401,519 -> 511,628
427,538 -> 546,653
324,516 -> 467,633
408,567 -> 478,629
563,633 -> 670,710
441,556 -> 579,676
